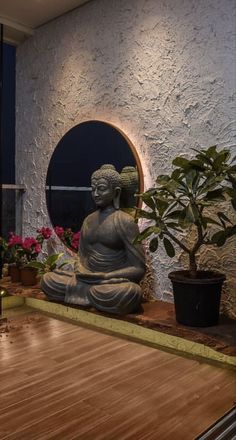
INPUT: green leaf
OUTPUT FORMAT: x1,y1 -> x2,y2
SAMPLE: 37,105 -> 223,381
171,169 -> 182,181
185,169 -> 198,189
133,226 -> 161,244
193,149 -> 213,165
47,253 -> 64,267
140,193 -> 156,211
164,179 -> 179,192
201,217 -> 222,228
197,175 -> 223,196
213,150 -> 230,170
149,237 -> 159,252
217,212 -> 232,225
225,188 -> 236,198
142,188 -> 157,197
228,165 -> 236,174
26,261 -> 44,270
163,237 -> 175,257
188,159 -> 205,171
227,174 -> 236,189
211,231 -> 227,247
225,225 -> 236,238
192,172 -> 201,192
50,263 -> 57,271
172,157 -> 190,168
135,209 -> 157,221
177,178 -> 190,192
206,145 -> 217,158
185,204 -> 199,223
206,189 -> 225,201
154,197 -> 169,216
165,222 -> 183,232
165,209 -> 184,219
156,175 -> 170,185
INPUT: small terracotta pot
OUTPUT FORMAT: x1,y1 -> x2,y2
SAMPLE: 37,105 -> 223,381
20,267 -> 38,286
9,264 -> 21,283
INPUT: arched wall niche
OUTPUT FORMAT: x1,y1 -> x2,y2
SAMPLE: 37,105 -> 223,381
46,120 -> 144,247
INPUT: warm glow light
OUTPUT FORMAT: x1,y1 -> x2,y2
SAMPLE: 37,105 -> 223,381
0,288 -> 8,297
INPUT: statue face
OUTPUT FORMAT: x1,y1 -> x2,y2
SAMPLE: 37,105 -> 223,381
91,178 -> 115,208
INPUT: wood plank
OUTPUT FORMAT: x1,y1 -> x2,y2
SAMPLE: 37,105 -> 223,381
0,312 -> 235,440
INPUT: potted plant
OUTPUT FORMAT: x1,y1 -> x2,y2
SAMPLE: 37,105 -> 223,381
26,253 -> 72,276
19,228 -> 53,285
17,237 -> 43,285
134,146 -> 236,326
4,233 -> 24,282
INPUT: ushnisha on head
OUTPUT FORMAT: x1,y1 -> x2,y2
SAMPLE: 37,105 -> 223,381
91,164 -> 122,210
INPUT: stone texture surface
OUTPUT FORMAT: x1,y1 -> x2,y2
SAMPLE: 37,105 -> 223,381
16,0 -> 236,306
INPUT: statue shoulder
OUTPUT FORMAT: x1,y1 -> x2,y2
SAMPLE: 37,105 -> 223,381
115,210 -> 145,263
115,209 -> 139,233
81,210 -> 97,228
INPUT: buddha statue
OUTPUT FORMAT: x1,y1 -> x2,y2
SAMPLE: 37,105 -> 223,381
41,165 -> 146,315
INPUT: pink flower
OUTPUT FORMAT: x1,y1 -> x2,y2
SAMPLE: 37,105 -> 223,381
22,237 -> 38,250
73,231 -> 81,240
54,226 -> 65,238
22,237 -> 41,255
8,233 -> 23,247
71,231 -> 80,251
71,241 -> 79,250
6,231 -> 42,264
54,227 -> 80,251
37,227 -> 52,239
35,244 -> 41,254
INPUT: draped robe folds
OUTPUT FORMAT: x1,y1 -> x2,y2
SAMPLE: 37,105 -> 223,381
41,210 -> 146,315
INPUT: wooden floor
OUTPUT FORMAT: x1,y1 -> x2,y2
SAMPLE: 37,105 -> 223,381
0,312 -> 235,440
2,278 -> 236,359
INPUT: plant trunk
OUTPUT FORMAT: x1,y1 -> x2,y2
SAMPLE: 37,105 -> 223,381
189,253 -> 197,278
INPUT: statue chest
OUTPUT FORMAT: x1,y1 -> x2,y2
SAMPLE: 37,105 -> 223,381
83,212 -> 123,249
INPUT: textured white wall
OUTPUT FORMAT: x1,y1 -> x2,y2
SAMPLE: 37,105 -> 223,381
16,0 -> 236,305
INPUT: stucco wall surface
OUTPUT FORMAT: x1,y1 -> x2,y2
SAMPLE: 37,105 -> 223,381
16,0 -> 236,306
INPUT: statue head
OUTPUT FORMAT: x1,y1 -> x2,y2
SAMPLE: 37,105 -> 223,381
91,164 -> 122,210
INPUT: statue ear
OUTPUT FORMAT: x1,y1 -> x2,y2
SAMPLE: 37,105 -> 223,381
113,187 -> 121,210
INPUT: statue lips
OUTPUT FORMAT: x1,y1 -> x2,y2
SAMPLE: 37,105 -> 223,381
94,198 -> 105,208
94,197 -> 101,204
93,196 -> 111,208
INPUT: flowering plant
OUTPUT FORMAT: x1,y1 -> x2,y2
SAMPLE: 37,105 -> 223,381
54,226 -> 81,252
7,233 -> 41,265
2,228 -> 53,267
1,225 -> 79,272
36,227 -> 53,243
3,233 -> 23,266
27,253 -> 71,275
20,237 -> 42,262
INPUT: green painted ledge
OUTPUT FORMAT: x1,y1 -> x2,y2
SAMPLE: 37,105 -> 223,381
23,297 -> 236,369
2,295 -> 25,309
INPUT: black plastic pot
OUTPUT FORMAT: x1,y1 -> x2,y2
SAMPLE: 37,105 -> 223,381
168,270 -> 226,327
